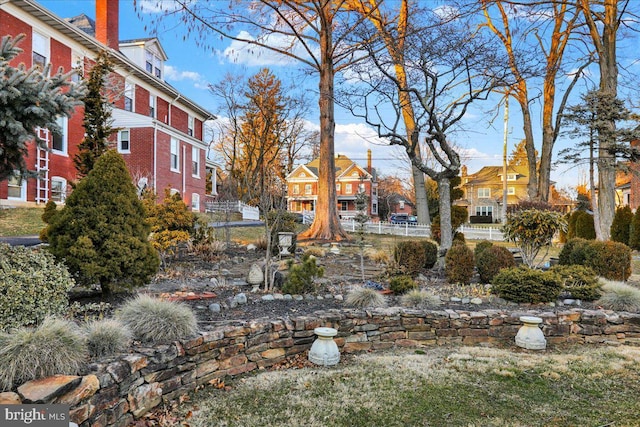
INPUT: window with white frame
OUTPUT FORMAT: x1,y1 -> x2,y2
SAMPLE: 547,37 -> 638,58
340,201 -> 348,211
358,183 -> 365,193
124,81 -> 134,112
51,116 -> 67,154
145,50 -> 162,78
191,193 -> 200,211
336,183 -> 341,193
372,203 -> 378,214
7,173 -> 25,200
345,183 -> 352,194
71,52 -> 83,82
170,138 -> 179,171
192,146 -> 200,177
507,173 -> 517,181
118,130 -> 130,153
32,31 -> 48,71
399,201 -> 405,209
50,177 -> 67,202
170,188 -> 180,196
304,184 -> 312,195
478,188 -> 491,198
188,116 -> 194,136
149,94 -> 156,118
508,187 -> 515,195
293,184 -> 300,194
476,206 -> 493,216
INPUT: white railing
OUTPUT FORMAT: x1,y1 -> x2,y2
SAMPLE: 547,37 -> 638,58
338,219 -> 505,241
205,200 -> 260,221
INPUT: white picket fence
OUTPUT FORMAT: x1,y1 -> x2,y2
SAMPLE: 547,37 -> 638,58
205,201 -> 260,221
339,219 -> 505,241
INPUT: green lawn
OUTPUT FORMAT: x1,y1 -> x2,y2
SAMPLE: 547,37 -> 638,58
168,345 -> 640,427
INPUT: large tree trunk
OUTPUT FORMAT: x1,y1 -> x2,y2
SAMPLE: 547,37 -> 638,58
521,107 -> 538,200
299,4 -> 348,242
538,125 -> 554,202
412,164 -> 430,226
438,177 -> 452,251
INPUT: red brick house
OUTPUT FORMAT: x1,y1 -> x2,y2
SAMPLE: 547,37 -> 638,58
0,0 -> 219,211
286,152 -> 378,219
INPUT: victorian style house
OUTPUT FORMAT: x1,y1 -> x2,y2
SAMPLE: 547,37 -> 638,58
0,0 -> 219,210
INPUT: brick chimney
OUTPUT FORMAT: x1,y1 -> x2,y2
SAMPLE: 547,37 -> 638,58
367,149 -> 372,173
96,0 -> 119,50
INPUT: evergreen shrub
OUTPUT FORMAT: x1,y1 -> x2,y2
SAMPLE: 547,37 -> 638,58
0,244 -> 74,331
611,206 -> 633,246
491,266 -> 563,303
583,241 -> 631,282
549,265 -> 601,301
421,240 -> 438,269
393,241 -> 426,275
389,275 -> 418,294
568,210 -> 596,240
476,246 -> 515,283
474,240 -> 493,259
445,244 -> 475,285
558,238 -> 590,266
282,254 -> 324,295
630,208 -> 640,250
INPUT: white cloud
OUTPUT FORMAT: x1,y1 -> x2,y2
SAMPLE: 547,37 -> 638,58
164,64 -> 209,89
137,0 -> 189,14
220,30 -> 311,67
433,5 -> 460,21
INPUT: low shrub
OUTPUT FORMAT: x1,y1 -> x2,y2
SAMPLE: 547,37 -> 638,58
400,289 -> 441,308
473,240 -> 493,259
345,287 -> 387,308
611,206 -> 633,246
0,243 -> 74,331
116,295 -> 198,344
0,317 -> 87,391
393,241 -> 426,275
84,319 -> 132,358
192,239 -> 227,262
445,244 -> 475,285
558,238 -> 590,266
583,241 -> 631,282
282,254 -> 324,295
549,265 -> 601,301
597,280 -> 640,312
568,210 -> 596,240
304,247 -> 326,258
389,275 -> 418,294
491,266 -> 563,304
421,241 -> 438,269
476,246 -> 515,283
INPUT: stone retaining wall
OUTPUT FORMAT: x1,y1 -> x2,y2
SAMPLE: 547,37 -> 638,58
3,307 -> 640,427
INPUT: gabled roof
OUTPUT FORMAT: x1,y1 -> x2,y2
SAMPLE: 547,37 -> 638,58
463,164 -> 530,186
8,0 -> 214,121
119,38 -> 168,61
286,164 -> 317,180
301,154 -> 372,179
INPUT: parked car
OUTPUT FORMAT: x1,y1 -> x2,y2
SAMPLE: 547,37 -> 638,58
390,213 -> 418,225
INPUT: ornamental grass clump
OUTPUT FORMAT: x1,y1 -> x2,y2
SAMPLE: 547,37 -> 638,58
117,295 -> 198,344
597,280 -> 640,312
345,287 -> 387,309
401,289 -> 441,309
84,319 -> 132,358
0,317 -> 87,391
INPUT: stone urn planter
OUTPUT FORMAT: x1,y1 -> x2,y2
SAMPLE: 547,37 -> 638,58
278,232 -> 295,256
308,327 -> 340,366
515,316 -> 546,350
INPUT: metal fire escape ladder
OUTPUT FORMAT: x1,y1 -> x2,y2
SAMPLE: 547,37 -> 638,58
35,127 -> 50,204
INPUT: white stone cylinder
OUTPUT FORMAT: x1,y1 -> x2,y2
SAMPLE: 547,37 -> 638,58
309,327 -> 340,366
515,316 -> 546,350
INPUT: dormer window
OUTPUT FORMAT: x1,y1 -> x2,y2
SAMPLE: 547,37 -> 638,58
145,50 -> 162,79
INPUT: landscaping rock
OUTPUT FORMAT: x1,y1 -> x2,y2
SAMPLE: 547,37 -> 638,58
471,298 -> 483,305
209,303 -> 221,313
0,392 -> 21,404
262,295 -> 275,301
235,293 -> 248,305
18,375 -> 82,404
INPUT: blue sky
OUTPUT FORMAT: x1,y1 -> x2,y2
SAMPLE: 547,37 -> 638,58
35,0 -> 622,193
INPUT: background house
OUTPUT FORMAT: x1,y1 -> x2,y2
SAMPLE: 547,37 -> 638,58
0,0 -> 219,211
456,164 -> 530,223
286,151 -> 378,219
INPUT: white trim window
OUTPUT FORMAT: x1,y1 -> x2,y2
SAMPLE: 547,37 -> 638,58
478,188 -> 491,198
32,31 -> 48,71
170,138 -> 180,172
507,187 -> 516,195
51,116 -> 68,154
170,188 -> 180,196
149,94 -> 156,118
118,130 -> 130,153
304,184 -> 312,195
476,206 -> 493,216
7,173 -> 26,200
336,183 -> 341,192
293,184 -> 300,195
124,81 -> 134,112
191,193 -> 200,211
358,183 -> 365,193
71,52 -> 83,82
50,176 -> 67,202
345,183 -> 352,194
188,115 -> 194,136
192,146 -> 200,177
507,174 -> 517,181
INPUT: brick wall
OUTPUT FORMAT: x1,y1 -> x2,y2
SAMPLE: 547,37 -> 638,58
3,307 -> 639,427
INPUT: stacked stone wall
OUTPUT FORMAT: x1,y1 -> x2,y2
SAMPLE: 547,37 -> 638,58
2,307 -> 640,427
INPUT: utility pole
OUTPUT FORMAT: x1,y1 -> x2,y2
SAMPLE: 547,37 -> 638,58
502,96 -> 509,225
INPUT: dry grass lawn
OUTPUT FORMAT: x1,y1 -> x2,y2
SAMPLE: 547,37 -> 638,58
167,345 -> 640,427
